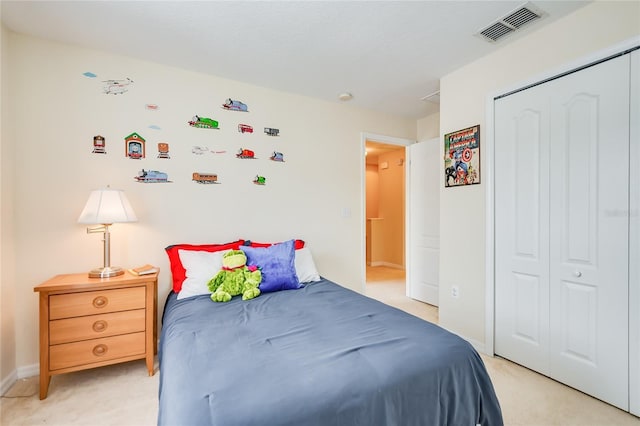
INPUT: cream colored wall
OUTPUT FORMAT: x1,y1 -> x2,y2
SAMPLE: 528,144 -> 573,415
5,33 -> 416,371
438,1 -> 640,347
417,112 -> 439,141
0,23 -> 17,391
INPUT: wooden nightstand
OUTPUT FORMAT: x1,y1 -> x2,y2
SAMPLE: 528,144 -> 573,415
33,271 -> 158,399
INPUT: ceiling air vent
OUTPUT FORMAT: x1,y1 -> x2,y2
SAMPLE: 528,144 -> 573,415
480,22 -> 514,42
477,2 -> 545,43
503,6 -> 541,28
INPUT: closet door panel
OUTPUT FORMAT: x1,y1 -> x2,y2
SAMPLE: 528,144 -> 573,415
495,87 -> 550,374
548,54 -> 630,410
629,48 -> 639,417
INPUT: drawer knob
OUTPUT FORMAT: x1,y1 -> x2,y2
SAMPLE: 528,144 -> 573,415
92,296 -> 108,309
92,344 -> 108,357
92,320 -> 108,333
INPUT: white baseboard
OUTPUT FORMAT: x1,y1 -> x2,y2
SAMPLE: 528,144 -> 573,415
437,325 -> 489,356
0,369 -> 18,396
18,363 -> 39,378
0,364 -> 38,396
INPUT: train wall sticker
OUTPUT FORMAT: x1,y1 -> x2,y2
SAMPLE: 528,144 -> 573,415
222,99 -> 248,112
238,124 -> 253,133
158,143 -> 170,159
270,151 -> 284,162
135,169 -> 171,183
264,127 -> 279,137
188,115 -> 219,129
103,78 -> 133,95
253,175 -> 266,185
92,135 -> 106,154
236,148 -> 256,159
192,172 -> 219,184
125,132 -> 146,159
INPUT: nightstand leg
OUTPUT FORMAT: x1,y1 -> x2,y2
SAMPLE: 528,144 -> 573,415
39,374 -> 51,400
146,355 -> 154,376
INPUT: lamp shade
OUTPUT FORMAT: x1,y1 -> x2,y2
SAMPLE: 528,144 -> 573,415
77,187 -> 138,225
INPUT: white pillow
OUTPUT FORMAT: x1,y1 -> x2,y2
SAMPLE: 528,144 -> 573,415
176,249 -> 228,300
295,247 -> 321,283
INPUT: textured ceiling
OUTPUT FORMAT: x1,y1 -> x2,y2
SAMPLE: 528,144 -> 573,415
1,1 -> 589,119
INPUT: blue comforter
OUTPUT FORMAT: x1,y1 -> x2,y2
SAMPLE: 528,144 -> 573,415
158,279 -> 503,426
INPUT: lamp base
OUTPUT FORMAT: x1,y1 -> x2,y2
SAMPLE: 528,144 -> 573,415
88,266 -> 125,278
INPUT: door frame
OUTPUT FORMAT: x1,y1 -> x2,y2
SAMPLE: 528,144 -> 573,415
360,132 -> 415,293
485,36 -> 640,356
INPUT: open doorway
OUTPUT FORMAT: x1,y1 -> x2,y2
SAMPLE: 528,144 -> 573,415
363,135 -> 440,324
364,139 -> 407,298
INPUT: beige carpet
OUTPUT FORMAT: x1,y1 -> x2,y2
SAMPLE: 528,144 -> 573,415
1,267 -> 638,425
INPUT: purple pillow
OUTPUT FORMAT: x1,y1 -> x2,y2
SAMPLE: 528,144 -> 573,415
241,239 -> 300,293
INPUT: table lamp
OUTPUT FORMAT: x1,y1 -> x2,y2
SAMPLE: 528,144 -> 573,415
77,186 -> 138,278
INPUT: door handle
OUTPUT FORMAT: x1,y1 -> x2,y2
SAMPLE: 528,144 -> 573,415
573,270 -> 582,278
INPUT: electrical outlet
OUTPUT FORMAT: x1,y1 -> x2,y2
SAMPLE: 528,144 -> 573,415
451,286 -> 459,298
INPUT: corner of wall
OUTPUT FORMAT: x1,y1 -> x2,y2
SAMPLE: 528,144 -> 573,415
0,23 -> 18,392
417,111 -> 440,141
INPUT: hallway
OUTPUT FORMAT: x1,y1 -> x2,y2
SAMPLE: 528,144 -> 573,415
365,265 -> 439,325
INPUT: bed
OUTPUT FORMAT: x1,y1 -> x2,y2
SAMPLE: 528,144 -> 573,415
158,249 -> 503,426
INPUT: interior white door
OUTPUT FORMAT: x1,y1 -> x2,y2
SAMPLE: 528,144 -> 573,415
495,54 -> 631,411
547,54 -> 630,410
494,82 -> 551,374
406,139 -> 440,306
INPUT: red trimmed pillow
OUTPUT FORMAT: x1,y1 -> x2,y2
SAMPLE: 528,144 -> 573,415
245,239 -> 305,250
165,240 -> 244,292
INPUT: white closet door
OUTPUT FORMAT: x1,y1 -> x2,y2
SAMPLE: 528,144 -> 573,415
495,85 -> 551,374
495,53 -> 631,411
547,55 -> 629,410
630,48 -> 640,417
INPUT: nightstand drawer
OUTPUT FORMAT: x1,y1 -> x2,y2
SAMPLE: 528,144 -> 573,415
49,332 -> 146,371
50,287 -> 145,319
49,309 -> 146,345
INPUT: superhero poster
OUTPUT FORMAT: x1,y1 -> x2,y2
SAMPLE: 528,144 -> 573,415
444,125 -> 480,187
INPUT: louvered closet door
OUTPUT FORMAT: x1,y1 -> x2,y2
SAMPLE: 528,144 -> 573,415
495,54 -> 630,411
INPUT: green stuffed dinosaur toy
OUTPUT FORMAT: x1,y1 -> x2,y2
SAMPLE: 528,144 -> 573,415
207,250 -> 262,302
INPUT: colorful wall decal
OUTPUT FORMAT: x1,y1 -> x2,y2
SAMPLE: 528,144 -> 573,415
92,135 -> 106,154
253,175 -> 266,185
135,169 -> 171,183
222,98 -> 248,112
83,72 -> 97,78
238,124 -> 253,133
236,148 -> 256,159
270,151 -> 284,162
264,127 -> 280,137
124,132 -> 146,159
103,78 -> 133,95
188,115 -> 219,129
157,143 -> 170,159
192,172 -> 219,184
148,124 -> 161,130
145,104 -> 159,111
